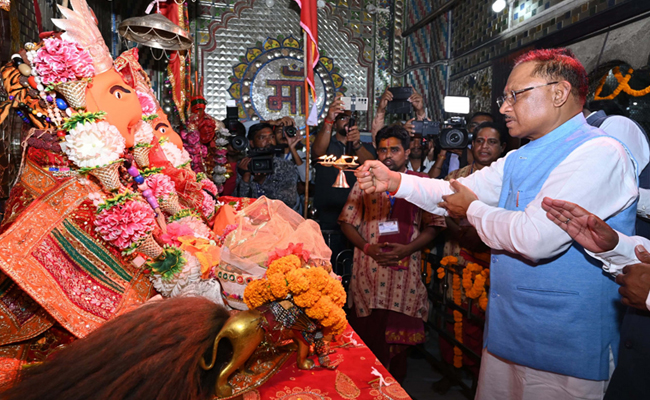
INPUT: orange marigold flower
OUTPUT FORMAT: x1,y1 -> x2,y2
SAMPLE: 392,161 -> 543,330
268,273 -> 289,299
440,256 -> 458,266
323,278 -> 346,308
328,311 -> 348,335
306,296 -> 333,320
293,287 -> 321,308
286,268 -> 310,294
321,307 -> 341,327
243,279 -> 271,309
479,293 -> 489,311
305,267 -> 330,292
267,254 -> 301,276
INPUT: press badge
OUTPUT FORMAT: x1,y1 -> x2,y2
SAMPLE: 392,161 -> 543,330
378,220 -> 400,235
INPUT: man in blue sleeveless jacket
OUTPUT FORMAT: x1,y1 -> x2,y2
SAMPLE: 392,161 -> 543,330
353,49 -> 638,399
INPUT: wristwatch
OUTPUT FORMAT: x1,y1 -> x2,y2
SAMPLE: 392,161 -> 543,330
352,141 -> 363,151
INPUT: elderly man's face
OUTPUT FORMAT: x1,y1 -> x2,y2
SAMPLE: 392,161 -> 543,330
499,62 -> 558,140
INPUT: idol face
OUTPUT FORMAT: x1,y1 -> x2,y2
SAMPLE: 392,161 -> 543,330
151,108 -> 184,150
86,68 -> 143,148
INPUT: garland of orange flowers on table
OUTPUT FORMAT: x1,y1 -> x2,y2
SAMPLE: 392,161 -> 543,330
594,66 -> 650,100
243,253 -> 348,335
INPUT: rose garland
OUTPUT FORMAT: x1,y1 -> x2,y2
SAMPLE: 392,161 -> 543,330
197,173 -> 218,219
93,191 -> 157,255
180,117 -> 207,172
594,66 -> 650,100
32,37 -> 95,85
243,249 -> 347,336
136,91 -> 157,117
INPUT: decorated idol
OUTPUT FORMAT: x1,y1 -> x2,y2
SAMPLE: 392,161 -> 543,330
0,0 -> 348,394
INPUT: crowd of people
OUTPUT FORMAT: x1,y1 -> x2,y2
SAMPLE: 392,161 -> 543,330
221,47 -> 650,400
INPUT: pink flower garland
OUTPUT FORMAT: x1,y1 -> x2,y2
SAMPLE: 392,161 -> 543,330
200,178 -> 218,197
33,37 -> 95,85
159,222 -> 195,247
201,191 -> 216,218
137,91 -> 157,116
94,200 -> 156,250
146,173 -> 175,199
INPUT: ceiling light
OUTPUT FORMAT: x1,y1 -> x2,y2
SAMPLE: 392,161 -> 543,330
492,0 -> 507,13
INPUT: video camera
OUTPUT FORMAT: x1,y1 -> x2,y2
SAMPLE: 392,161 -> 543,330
412,117 -> 472,149
224,103 -> 249,152
247,145 -> 285,175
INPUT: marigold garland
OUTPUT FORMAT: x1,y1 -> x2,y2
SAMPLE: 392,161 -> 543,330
594,66 -> 650,100
242,248 -> 348,335
462,262 -> 489,302
452,272 -> 463,368
441,257 -> 492,368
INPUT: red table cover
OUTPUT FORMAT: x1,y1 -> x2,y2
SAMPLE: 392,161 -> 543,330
240,325 -> 412,400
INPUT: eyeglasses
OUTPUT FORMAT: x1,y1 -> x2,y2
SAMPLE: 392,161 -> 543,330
496,81 -> 558,107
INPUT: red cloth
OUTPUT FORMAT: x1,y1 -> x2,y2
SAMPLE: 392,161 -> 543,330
253,324 -> 412,400
293,0 -> 319,93
222,161 -> 237,196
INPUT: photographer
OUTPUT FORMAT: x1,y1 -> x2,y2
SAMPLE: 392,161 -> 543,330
372,86 -> 427,144
234,122 -> 299,209
312,97 -> 376,265
271,116 -> 308,183
431,112 -> 494,178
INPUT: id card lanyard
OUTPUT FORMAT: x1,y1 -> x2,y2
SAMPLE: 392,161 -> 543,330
386,191 -> 396,218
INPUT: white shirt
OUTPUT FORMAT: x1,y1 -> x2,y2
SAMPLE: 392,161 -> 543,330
588,112 -> 650,174
448,152 -> 460,173
395,136 -> 638,263
283,149 -> 311,182
406,157 -> 434,174
591,232 -> 650,311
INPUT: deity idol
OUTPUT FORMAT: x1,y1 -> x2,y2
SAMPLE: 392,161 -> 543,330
0,0 -> 219,386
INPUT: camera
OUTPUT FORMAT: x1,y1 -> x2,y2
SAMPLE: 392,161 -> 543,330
283,125 -> 297,138
439,117 -> 473,149
230,135 -> 248,152
412,117 -> 472,149
247,146 -> 284,175
412,120 -> 440,137
224,104 -> 248,152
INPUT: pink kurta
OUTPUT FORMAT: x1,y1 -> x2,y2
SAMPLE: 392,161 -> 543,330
338,171 -> 430,322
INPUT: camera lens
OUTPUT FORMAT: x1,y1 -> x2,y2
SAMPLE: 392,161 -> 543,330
230,135 -> 248,152
284,126 -> 297,137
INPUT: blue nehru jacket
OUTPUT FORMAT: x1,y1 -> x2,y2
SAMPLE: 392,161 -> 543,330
486,113 -> 637,381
